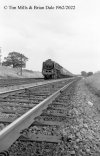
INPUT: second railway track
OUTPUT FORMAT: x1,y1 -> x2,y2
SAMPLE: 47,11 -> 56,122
0,77 -> 80,154
0,78 -> 44,88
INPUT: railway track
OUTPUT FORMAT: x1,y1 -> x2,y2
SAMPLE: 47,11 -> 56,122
0,77 -> 79,155
0,78 -> 73,130
0,78 -> 44,88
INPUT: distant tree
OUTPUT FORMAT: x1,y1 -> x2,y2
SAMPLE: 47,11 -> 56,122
2,52 -> 28,68
81,71 -> 87,77
87,72 -> 93,77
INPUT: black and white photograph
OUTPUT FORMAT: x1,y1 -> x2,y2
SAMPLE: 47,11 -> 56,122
0,0 -> 100,155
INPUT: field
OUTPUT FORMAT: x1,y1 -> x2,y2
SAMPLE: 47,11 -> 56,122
85,72 -> 100,97
0,66 -> 43,79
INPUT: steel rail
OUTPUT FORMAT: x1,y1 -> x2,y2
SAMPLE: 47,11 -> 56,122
0,78 -> 76,151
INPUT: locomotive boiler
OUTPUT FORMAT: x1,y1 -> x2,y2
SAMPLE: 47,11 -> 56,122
42,59 -> 73,79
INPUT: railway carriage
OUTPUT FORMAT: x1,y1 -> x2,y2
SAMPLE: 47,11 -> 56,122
42,59 -> 73,79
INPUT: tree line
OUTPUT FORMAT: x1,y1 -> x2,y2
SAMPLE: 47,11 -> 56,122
81,71 -> 93,77
2,52 -> 28,69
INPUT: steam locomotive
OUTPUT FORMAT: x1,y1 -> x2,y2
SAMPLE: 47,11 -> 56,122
42,59 -> 73,79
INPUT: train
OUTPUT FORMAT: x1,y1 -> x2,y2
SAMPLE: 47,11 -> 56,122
42,59 -> 74,79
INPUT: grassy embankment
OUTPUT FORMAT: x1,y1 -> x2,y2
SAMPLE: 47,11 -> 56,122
85,72 -> 100,97
0,66 -> 43,79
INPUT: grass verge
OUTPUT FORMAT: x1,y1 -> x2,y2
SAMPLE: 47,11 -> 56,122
84,72 -> 100,97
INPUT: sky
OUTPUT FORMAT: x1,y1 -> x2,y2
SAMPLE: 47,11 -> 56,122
0,0 -> 100,74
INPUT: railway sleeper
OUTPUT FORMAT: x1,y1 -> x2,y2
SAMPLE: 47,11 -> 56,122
43,108 -> 67,113
0,103 -> 36,108
40,115 -> 75,122
0,118 -> 15,123
1,109 -> 27,115
55,99 -> 71,103
31,120 -> 63,126
0,99 -> 41,103
35,115 -> 67,123
0,99 -> 40,104
19,133 -> 61,143
51,101 -> 69,105
40,112 -> 71,117
7,94 -> 47,98
47,105 -> 69,110
41,112 -> 68,117
6,95 -> 45,99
